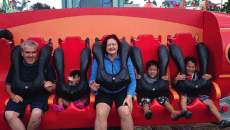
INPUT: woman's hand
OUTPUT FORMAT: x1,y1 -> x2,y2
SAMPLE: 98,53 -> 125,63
202,74 -> 212,80
123,94 -> 133,113
89,80 -> 100,91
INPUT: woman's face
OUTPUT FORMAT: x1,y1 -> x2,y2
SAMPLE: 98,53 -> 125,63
106,38 -> 118,55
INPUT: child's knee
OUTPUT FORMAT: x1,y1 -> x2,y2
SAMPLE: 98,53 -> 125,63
180,95 -> 187,102
58,98 -> 63,103
202,99 -> 213,106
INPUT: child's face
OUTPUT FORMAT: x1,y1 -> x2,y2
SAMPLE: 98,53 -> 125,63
73,75 -> 80,84
147,65 -> 158,78
186,61 -> 196,75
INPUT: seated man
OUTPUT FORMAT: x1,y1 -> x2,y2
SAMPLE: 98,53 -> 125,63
4,40 -> 56,130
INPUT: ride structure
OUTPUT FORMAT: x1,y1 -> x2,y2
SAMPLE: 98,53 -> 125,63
0,7 -> 230,129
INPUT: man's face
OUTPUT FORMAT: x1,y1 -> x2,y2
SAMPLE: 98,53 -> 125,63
21,44 -> 38,64
186,61 -> 196,75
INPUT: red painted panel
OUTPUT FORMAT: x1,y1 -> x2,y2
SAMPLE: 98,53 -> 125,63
212,12 -> 230,28
0,8 -> 203,29
203,11 -> 222,82
220,31 -> 230,75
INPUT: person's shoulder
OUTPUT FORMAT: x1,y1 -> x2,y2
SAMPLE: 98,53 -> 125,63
144,73 -> 148,78
47,62 -> 53,67
195,70 -> 201,75
155,75 -> 159,79
45,62 -> 55,71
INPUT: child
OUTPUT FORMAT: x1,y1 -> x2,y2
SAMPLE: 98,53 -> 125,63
173,56 -> 230,129
53,70 -> 89,111
136,60 -> 186,120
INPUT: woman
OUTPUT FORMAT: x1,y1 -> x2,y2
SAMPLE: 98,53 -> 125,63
89,34 -> 136,130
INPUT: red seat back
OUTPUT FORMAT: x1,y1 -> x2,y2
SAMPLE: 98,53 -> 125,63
59,37 -> 86,83
0,39 -> 14,100
134,35 -> 160,73
168,33 -> 198,80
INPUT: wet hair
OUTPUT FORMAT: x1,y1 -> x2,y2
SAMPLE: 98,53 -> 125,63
69,70 -> 81,77
184,56 -> 197,66
102,34 -> 121,55
21,40 -> 39,51
146,60 -> 158,70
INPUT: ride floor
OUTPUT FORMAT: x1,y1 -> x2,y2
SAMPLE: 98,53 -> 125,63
45,122 -> 226,130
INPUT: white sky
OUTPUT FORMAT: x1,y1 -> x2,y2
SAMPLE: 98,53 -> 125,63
14,0 -> 230,9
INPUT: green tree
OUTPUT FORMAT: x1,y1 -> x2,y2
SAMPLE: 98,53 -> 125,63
161,0 -> 170,8
30,2 -> 55,10
221,1 -> 230,13
186,0 -> 220,11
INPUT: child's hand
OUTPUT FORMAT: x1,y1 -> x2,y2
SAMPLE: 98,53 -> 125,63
67,76 -> 73,82
89,80 -> 100,91
135,74 -> 141,79
202,74 -> 212,80
162,75 -> 170,82
174,73 -> 186,84
175,73 -> 186,81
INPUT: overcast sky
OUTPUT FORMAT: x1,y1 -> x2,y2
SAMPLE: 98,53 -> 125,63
23,0 -> 229,9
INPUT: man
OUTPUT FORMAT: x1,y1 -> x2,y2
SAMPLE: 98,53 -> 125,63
4,40 -> 56,130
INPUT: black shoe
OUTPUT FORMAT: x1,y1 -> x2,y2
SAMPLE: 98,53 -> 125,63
171,110 -> 186,121
145,110 -> 153,120
219,120 -> 230,129
185,111 -> 193,119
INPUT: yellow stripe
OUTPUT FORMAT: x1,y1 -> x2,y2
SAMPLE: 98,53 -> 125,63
220,28 -> 230,32
219,74 -> 230,78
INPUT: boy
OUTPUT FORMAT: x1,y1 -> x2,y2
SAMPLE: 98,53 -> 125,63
53,70 -> 88,111
173,56 -> 230,129
136,60 -> 186,120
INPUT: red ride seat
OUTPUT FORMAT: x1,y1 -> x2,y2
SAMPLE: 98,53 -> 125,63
49,36 -> 94,129
0,39 -> 14,130
130,34 -> 180,126
168,33 -> 221,124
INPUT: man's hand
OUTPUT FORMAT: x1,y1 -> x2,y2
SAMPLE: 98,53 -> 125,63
123,95 -> 133,113
89,80 -> 100,91
44,81 -> 55,92
135,74 -> 141,79
174,72 -> 186,84
11,94 -> 23,103
162,75 -> 170,82
202,74 -> 212,80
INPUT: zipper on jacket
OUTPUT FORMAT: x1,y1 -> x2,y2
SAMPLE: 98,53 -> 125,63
111,60 -> 114,92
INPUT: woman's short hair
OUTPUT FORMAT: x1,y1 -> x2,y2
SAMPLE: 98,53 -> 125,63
102,34 -> 121,55
184,56 -> 197,66
21,40 -> 39,51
